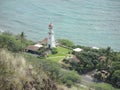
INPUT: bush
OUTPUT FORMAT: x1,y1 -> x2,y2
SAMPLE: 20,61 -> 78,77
51,48 -> 58,54
70,51 -> 99,74
39,59 -> 61,80
38,59 -> 81,85
94,72 -> 102,80
111,70 -> 120,87
66,80 -> 73,88
111,62 -> 120,71
0,33 -> 21,52
0,32 -> 34,52
59,70 -> 81,85
57,39 -> 74,48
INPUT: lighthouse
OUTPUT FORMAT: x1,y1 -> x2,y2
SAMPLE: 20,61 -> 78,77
48,23 -> 56,49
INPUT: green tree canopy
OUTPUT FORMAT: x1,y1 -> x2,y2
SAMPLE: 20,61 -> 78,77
111,70 -> 120,87
57,39 -> 74,48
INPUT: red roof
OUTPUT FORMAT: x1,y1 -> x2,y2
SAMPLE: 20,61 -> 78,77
48,23 -> 53,29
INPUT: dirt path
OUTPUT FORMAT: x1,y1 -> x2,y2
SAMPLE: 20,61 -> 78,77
80,70 -> 100,86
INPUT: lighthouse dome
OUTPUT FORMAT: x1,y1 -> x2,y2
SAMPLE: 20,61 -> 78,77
48,23 -> 53,29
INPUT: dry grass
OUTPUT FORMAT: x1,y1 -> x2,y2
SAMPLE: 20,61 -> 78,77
0,49 -> 58,90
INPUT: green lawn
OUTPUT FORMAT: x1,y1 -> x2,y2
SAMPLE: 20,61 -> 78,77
47,46 -> 71,62
24,46 -> 71,62
90,83 -> 120,90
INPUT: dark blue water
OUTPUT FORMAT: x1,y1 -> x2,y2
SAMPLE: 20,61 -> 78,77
0,0 -> 120,51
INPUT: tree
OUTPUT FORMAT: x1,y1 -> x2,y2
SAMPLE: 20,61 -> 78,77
105,47 -> 112,67
111,62 -> 120,71
106,47 -> 111,56
57,39 -> 74,48
0,33 -> 21,52
20,32 -> 25,52
111,70 -> 120,87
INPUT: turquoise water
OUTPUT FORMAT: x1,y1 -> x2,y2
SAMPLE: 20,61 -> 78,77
0,0 -> 120,51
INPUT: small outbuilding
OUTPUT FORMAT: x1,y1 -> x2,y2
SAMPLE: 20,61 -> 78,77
92,46 -> 99,50
73,48 -> 83,52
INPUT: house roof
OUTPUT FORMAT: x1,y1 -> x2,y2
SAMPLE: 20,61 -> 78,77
26,45 -> 40,51
99,56 -> 106,61
101,70 -> 108,74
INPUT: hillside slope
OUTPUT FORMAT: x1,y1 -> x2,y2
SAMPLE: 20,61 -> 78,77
0,49 -> 58,90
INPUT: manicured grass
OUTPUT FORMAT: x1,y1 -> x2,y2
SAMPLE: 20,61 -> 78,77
47,46 -> 71,62
24,46 -> 71,62
49,46 -> 70,56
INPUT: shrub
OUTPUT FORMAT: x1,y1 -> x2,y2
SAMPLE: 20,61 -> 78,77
0,32 -> 34,52
39,59 -> 81,85
94,72 -> 102,80
39,59 -> 61,80
111,70 -> 120,88
90,83 -> 118,90
59,70 -> 81,85
0,33 -> 21,52
66,80 -> 73,88
70,51 -> 99,74
51,48 -> 58,54
57,39 -> 74,48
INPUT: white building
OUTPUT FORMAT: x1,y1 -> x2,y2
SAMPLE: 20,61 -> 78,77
92,46 -> 99,50
48,23 -> 56,49
73,48 -> 83,52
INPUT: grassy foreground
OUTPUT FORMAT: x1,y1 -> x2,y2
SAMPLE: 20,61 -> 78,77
0,49 -> 58,90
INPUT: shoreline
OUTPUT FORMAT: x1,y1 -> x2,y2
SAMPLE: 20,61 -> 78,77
0,30 -> 120,52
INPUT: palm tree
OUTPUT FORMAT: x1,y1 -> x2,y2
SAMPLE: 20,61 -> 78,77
105,47 -> 111,67
20,32 -> 25,52
106,47 -> 111,56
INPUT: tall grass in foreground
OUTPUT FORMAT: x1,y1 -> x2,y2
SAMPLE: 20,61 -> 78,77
0,49 -> 58,90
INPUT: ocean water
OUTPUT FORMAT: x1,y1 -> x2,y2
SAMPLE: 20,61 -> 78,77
0,0 -> 120,51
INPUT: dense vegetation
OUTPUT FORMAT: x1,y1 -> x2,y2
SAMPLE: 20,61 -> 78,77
63,44 -> 120,88
0,32 -> 33,52
0,32 -> 120,89
0,32 -> 81,89
25,54 -> 81,87
51,48 -> 58,54
57,39 -> 74,48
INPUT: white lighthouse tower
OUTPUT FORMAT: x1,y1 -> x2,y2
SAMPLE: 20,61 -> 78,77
48,23 -> 56,49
